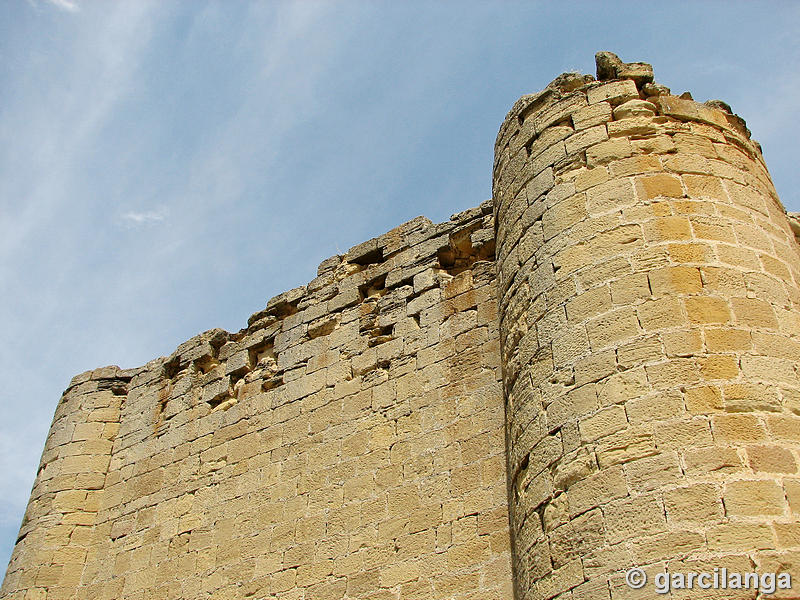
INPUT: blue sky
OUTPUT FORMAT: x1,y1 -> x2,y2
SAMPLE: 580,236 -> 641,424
1,0 -> 799,572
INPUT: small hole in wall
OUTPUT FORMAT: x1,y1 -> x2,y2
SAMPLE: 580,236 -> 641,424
519,453 -> 529,473
248,340 -> 283,392
351,247 -> 384,267
262,376 -> 283,391
194,355 -> 218,375
248,340 -> 276,369
97,379 -> 128,396
308,318 -> 337,338
229,371 -> 245,388
272,301 -> 299,319
163,356 -> 182,379
358,273 -> 387,300
437,224 -> 496,277
437,247 -> 456,270
368,325 -> 394,347
207,396 -> 226,410
514,454 -> 530,481
154,382 -> 171,436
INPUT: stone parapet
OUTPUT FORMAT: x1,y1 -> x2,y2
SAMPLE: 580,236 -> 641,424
1,368 -> 127,597
1,201 -> 513,599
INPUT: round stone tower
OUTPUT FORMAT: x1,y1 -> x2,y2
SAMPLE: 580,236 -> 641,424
493,52 -> 800,599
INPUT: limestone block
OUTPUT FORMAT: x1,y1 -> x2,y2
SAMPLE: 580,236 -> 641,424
664,483 -> 723,524
532,93 -> 587,135
613,99 -> 657,119
635,173 -> 684,200
747,444 -> 798,473
604,494 -> 666,544
724,480 -> 787,516
579,406 -> 627,443
587,80 -> 638,105
572,102 -> 612,130
565,124 -> 608,154
567,466 -> 628,517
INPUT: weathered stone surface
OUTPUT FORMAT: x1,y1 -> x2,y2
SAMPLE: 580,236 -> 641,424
1,203 -> 510,600
493,52 -> 800,600
3,51 -> 799,600
595,51 -> 654,86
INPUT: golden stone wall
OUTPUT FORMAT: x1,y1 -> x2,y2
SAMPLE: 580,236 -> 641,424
1,207 -> 512,599
493,54 -> 800,599
3,52 -> 800,600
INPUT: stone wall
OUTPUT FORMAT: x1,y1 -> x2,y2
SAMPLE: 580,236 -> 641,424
493,53 -> 800,599
1,205 -> 513,599
3,52 -> 800,600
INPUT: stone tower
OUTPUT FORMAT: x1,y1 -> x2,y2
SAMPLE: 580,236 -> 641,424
2,52 -> 799,600
494,53 -> 800,598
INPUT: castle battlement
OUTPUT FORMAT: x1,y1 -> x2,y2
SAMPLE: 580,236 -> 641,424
3,52 -> 799,600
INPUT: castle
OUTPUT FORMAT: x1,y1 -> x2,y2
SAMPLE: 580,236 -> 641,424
3,52 -> 799,599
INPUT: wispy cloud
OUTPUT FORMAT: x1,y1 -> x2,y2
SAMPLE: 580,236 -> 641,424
121,207 -> 167,226
30,0 -> 80,12
49,0 -> 78,12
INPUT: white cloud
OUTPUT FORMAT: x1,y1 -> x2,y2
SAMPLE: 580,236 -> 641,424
42,0 -> 79,12
120,207 -> 167,226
